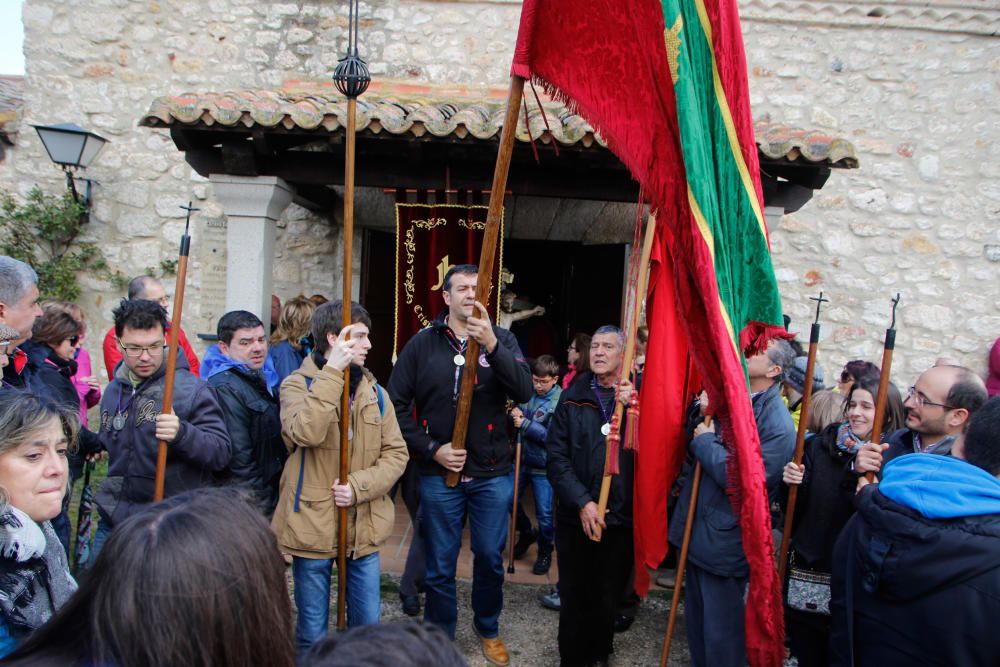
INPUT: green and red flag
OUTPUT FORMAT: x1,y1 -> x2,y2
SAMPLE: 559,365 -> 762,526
513,1 -> 788,664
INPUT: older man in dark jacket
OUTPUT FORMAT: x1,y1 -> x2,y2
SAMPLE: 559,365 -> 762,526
830,396 -> 1000,667
669,338 -> 796,667
204,310 -> 286,517
547,325 -> 635,667
92,299 -> 230,561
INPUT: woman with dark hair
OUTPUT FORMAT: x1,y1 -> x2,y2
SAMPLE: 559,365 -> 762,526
2,488 -> 295,667
562,332 -> 591,389
40,301 -> 101,428
0,391 -> 78,657
835,359 -> 880,396
780,376 -> 904,666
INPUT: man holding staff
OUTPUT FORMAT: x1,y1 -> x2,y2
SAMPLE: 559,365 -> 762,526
387,264 -> 531,666
546,325 -> 635,667
669,338 -> 796,667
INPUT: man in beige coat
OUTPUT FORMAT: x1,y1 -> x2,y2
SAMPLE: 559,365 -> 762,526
271,301 -> 408,655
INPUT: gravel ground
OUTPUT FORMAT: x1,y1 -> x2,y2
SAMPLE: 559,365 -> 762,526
303,574 -> 692,666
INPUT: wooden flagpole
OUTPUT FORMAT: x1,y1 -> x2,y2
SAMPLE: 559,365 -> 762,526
446,75 -> 525,487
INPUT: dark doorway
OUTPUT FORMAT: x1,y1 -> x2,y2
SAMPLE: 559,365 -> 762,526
360,230 -> 626,379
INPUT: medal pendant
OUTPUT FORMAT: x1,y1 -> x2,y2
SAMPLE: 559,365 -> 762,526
112,413 -> 126,431
601,423 -> 611,436
453,354 -> 465,366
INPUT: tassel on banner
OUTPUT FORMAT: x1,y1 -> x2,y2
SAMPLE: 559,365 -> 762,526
624,391 -> 640,452
607,413 -> 622,475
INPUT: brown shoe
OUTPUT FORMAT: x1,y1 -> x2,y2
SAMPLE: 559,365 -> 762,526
480,636 -> 510,666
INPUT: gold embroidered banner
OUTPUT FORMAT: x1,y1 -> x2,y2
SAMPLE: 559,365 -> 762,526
393,203 -> 504,359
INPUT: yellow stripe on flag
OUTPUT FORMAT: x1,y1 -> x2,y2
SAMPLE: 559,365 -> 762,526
692,0 -> 766,241
687,186 -> 742,358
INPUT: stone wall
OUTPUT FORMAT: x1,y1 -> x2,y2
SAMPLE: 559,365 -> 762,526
0,0 -> 997,384
743,7 -> 1000,380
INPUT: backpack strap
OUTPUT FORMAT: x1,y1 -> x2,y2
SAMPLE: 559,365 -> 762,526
375,383 -> 385,416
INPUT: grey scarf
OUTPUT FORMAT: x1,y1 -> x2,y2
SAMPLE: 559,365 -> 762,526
0,506 -> 77,635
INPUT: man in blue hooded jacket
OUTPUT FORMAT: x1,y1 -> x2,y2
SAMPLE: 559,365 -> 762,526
830,395 -> 1000,666
203,310 -> 286,516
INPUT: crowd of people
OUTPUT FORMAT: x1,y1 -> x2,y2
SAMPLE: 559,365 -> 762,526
0,253 -> 997,666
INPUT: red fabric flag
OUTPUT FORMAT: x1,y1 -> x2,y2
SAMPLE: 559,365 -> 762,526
513,1 -> 788,664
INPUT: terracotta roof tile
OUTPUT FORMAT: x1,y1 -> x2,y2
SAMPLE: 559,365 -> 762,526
139,79 -> 857,168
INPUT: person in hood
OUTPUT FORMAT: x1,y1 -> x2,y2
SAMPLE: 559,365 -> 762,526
90,299 -> 230,564
830,395 -> 1000,666
854,365 -> 987,478
203,310 -> 286,517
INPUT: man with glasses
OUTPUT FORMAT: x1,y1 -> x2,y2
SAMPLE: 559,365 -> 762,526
101,275 -> 201,379
91,299 -> 230,562
855,364 -> 987,477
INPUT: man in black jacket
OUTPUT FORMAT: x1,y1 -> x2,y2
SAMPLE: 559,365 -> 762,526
830,396 -> 1000,666
546,325 -> 634,667
668,338 -> 796,667
387,264 -> 531,666
205,310 -> 286,516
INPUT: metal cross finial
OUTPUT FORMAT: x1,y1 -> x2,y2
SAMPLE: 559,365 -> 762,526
889,293 -> 901,329
809,291 -> 830,324
179,201 -> 199,233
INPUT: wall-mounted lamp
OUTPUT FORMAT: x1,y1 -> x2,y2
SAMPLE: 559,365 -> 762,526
33,123 -> 108,223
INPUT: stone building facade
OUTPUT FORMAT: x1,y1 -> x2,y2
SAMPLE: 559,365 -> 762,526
0,0 -> 997,382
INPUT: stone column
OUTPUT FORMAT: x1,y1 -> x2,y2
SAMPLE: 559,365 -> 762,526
209,175 -> 293,332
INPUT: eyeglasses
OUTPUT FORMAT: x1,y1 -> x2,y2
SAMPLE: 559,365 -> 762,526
907,386 -> 956,410
68,335 -> 80,347
118,339 -> 166,358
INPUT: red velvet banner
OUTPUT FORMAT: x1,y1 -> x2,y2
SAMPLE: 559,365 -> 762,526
393,203 -> 504,359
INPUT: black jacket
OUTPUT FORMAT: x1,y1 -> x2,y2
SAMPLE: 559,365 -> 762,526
668,381 -> 795,577
208,367 -> 286,516
785,423 -> 861,573
546,372 -> 633,528
387,314 -> 532,478
19,341 -> 102,470
830,485 -> 1000,666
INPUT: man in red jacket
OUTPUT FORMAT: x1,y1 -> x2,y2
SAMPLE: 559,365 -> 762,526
102,276 -> 200,378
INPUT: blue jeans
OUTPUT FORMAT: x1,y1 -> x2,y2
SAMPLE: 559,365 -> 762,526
517,466 -> 554,550
292,551 -> 382,654
420,473 -> 514,640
